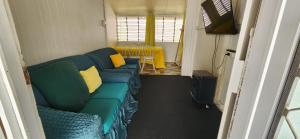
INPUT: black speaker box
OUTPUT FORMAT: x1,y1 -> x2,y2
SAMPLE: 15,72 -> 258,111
191,70 -> 217,108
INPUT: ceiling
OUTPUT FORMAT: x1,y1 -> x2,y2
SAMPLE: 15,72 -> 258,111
107,0 -> 186,16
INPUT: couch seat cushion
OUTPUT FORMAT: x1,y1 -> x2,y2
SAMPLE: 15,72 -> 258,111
91,83 -> 128,103
30,61 -> 89,112
80,99 -> 120,134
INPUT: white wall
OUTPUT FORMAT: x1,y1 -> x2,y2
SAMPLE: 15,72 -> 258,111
104,0 -> 117,47
193,0 -> 246,71
192,0 -> 247,108
157,42 -> 178,62
193,31 -> 215,71
0,0 -> 45,138
8,0 -> 107,66
214,35 -> 240,108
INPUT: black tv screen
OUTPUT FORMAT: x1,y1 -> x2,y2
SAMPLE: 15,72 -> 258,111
201,0 -> 237,34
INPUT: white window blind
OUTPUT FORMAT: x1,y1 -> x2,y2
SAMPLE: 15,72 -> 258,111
117,16 -> 146,42
202,8 -> 213,27
213,0 -> 231,16
202,0 -> 231,27
155,16 -> 183,42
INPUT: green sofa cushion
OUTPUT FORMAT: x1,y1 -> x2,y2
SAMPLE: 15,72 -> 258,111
80,99 -> 120,134
30,61 -> 89,112
91,83 -> 128,103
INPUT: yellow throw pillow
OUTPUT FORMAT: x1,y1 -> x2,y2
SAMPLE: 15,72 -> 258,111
110,53 -> 126,68
80,66 -> 102,93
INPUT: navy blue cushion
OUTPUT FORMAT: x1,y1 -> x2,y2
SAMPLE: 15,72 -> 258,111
124,58 -> 140,65
103,69 -> 136,75
102,69 -> 141,94
86,48 -> 118,70
100,72 -> 131,83
120,64 -> 139,70
65,55 -> 95,70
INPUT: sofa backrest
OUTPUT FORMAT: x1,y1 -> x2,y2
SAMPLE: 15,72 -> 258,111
65,55 -> 95,70
86,48 -> 118,70
28,55 -> 95,72
32,85 -> 49,106
28,48 -> 119,107
29,55 -> 96,107
30,61 -> 90,112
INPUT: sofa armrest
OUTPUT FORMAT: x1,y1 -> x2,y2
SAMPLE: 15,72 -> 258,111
100,72 -> 131,83
124,58 -> 139,65
37,106 -> 102,139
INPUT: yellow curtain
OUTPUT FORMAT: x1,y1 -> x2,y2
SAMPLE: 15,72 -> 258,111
175,15 -> 186,66
145,14 -> 155,46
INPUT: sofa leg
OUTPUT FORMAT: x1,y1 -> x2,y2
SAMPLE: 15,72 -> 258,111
152,61 -> 156,73
141,62 -> 145,73
139,63 -> 142,70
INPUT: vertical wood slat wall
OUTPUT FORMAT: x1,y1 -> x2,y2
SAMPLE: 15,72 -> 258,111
8,0 -> 107,66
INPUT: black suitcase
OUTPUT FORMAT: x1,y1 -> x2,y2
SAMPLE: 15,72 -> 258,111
191,70 -> 217,109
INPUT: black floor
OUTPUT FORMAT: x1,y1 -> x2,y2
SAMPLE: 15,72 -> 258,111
128,75 -> 222,139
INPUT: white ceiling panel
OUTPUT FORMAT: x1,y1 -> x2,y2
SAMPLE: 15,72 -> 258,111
108,0 -> 186,16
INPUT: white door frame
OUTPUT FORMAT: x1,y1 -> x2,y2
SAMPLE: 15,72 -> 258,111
227,0 -> 300,138
0,117 -> 5,139
0,0 -> 45,138
0,43 -> 25,139
217,0 -> 261,138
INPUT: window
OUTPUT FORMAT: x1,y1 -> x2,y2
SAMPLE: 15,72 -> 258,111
117,16 -> 146,42
155,16 -> 183,42
275,77 -> 300,139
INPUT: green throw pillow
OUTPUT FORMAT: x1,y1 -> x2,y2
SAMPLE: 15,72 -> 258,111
30,61 -> 89,112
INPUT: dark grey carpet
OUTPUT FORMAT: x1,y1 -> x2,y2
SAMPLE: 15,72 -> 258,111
128,75 -> 222,139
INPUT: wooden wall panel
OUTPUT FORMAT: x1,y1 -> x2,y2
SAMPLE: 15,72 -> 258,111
9,0 -> 107,65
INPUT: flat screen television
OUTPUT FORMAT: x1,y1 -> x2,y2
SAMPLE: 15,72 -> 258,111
201,0 -> 237,34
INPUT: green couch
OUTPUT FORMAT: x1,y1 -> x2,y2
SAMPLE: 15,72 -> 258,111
29,55 -> 138,139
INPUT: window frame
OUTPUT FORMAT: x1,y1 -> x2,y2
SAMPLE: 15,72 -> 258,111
155,16 -> 183,43
116,16 -> 146,42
